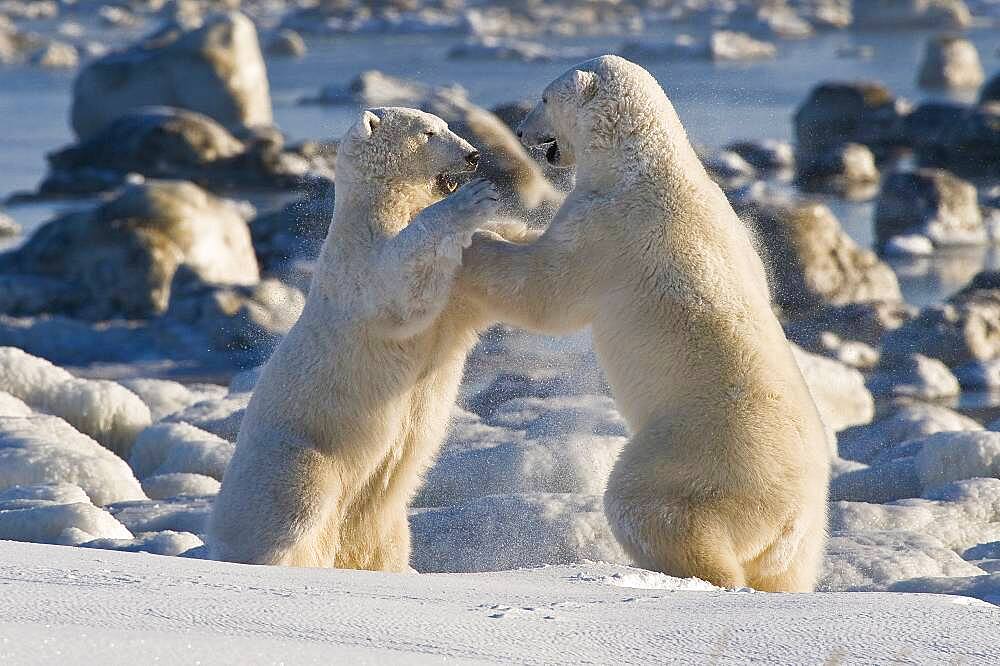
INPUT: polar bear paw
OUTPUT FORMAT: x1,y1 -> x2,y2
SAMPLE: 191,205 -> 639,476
440,178 -> 500,231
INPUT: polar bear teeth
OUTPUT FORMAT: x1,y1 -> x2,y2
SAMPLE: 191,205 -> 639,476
435,173 -> 460,195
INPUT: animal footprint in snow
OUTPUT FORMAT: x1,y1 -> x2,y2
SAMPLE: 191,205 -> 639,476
477,603 -> 556,620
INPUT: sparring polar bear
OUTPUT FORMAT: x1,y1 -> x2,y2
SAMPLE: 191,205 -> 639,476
460,56 -> 830,591
209,107 -> 512,570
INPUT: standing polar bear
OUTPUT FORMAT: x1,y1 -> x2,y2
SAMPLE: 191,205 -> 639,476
209,107 -> 517,570
460,56 -> 830,591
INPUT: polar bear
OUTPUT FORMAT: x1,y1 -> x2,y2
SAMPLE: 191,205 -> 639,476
209,107 -> 522,570
459,56 -> 830,592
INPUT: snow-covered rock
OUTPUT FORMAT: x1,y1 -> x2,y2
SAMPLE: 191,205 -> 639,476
0,347 -> 151,456
792,345 -> 875,431
875,169 -> 985,249
838,402 -> 982,464
0,415 -> 145,505
852,0 -> 972,28
141,473 -> 220,500
794,81 -> 908,176
265,29 -> 305,58
915,431 -> 1000,488
880,273 -> 1000,367
740,201 -> 901,314
81,529 -> 203,556
119,379 -> 227,422
868,354 -> 961,400
107,495 -> 212,535
161,394 -> 248,442
30,40 -> 77,69
0,180 -> 260,319
918,35 -> 985,90
410,493 -> 626,573
621,30 -> 776,62
884,234 -> 935,257
0,482 -> 133,545
129,422 -> 233,481
71,11 -> 272,140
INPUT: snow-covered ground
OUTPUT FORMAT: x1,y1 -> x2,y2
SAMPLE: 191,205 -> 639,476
1,540 -> 998,665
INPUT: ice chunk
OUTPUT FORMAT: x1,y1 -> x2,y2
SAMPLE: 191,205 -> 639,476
0,483 -> 132,545
141,473 -> 220,499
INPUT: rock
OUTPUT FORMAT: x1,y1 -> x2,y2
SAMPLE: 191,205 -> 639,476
0,212 -> 19,237
905,102 -> 1000,179
730,3 -> 815,38
304,70 -> 443,107
806,1 -> 854,29
97,6 -> 140,28
447,37 -> 586,63
740,201 -> 902,315
621,31 -> 777,62
702,149 -> 757,189
791,345 -> 875,431
874,169 -> 984,249
982,73 -> 1000,104
836,44 -> 874,59
797,142 -> 879,198
265,28 -> 305,57
884,234 -> 935,257
31,40 -> 77,69
249,180 -> 335,271
918,35 -> 985,90
724,139 -> 794,172
881,272 -> 1000,367
794,81 -> 908,175
955,360 -> 1000,389
709,30 -> 778,60
40,107 -> 326,197
852,0 -> 972,28
868,353 -> 962,400
0,180 -> 259,319
785,300 -> 916,357
165,275 -> 305,366
71,12 -> 272,140
838,401 -> 982,464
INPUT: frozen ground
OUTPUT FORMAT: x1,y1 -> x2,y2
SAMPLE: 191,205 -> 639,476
0,540 -> 998,665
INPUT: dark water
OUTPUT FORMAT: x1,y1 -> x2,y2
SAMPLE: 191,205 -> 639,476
2,25 -> 999,303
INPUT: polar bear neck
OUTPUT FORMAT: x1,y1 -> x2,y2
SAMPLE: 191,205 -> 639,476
574,104 -> 704,195
332,172 -> 440,237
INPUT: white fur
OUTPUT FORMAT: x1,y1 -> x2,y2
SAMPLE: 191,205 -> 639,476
461,56 -> 830,591
208,107 -> 530,570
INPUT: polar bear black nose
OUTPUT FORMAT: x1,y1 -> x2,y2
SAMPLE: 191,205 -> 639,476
516,129 -> 523,138
466,151 -> 480,168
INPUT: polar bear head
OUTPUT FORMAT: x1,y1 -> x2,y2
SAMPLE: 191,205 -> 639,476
337,106 -> 481,196
516,55 -> 673,168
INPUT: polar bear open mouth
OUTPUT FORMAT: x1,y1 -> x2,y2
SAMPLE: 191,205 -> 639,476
434,172 -> 462,195
538,139 -> 560,164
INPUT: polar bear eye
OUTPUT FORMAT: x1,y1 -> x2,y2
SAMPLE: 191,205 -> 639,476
424,131 -> 436,138
542,96 -> 548,104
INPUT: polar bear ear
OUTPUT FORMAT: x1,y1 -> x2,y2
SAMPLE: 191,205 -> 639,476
351,110 -> 381,140
572,70 -> 599,105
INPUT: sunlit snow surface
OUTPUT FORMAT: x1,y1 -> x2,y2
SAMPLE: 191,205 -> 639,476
0,542 -> 998,665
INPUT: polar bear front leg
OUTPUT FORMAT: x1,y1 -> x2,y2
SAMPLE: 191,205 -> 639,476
458,230 -> 595,335
370,179 -> 499,339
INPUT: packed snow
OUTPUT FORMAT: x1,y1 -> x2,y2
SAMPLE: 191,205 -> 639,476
0,541 -> 998,664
